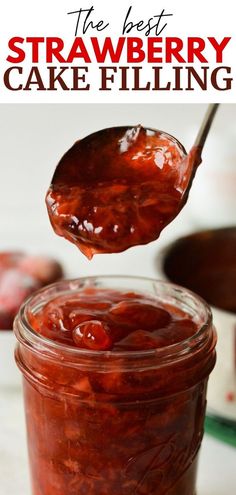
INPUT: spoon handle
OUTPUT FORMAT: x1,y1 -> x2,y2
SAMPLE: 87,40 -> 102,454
180,104 -> 219,202
194,103 -> 219,150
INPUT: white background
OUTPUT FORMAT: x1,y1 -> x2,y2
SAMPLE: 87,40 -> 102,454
0,0 -> 236,102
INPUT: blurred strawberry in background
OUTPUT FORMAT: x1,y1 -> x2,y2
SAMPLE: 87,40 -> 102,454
0,252 -> 63,329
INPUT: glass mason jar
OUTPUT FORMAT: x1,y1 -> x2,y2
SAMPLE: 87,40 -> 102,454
14,276 -> 216,495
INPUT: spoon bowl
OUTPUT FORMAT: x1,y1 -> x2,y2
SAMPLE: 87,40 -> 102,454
47,105 -> 219,258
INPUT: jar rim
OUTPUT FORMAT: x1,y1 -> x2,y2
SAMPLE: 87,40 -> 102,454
14,275 -> 213,366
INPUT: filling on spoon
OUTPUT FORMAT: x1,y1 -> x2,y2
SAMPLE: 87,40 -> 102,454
46,125 -> 187,259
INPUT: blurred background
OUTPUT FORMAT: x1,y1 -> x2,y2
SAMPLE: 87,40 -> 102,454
0,103 -> 235,278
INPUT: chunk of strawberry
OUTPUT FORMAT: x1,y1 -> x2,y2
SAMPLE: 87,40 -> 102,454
0,269 -> 39,313
73,320 -> 112,350
114,329 -> 167,351
154,318 -> 197,345
109,300 -> 170,331
0,269 -> 40,329
0,251 -> 24,269
18,255 -> 63,285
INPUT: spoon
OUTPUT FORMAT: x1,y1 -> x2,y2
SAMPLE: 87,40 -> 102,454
179,103 -> 219,207
46,104 -> 219,258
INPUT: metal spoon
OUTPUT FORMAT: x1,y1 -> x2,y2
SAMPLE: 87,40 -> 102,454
47,104 -> 219,257
180,103 -> 219,207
